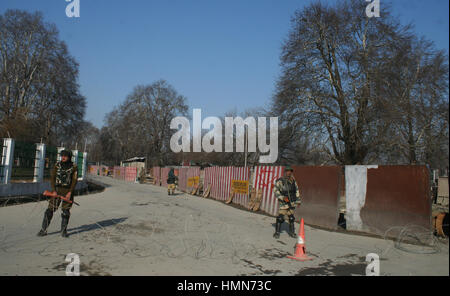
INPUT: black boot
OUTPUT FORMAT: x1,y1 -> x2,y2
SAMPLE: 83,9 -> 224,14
61,210 -> 70,238
37,209 -> 53,236
288,215 -> 296,238
273,216 -> 283,239
288,222 -> 296,237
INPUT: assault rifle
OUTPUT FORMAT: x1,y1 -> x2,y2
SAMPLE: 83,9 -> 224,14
43,190 -> 80,206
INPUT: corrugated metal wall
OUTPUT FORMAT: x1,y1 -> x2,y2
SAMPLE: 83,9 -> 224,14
252,166 -> 284,216
362,165 -> 431,238
204,166 -> 234,201
153,167 -> 161,185
293,166 -> 342,229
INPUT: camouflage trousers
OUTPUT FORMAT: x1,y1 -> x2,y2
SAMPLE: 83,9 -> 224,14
168,184 -> 176,194
277,207 -> 295,220
48,187 -> 74,211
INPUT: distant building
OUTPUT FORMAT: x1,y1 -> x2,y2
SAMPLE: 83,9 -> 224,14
121,157 -> 146,176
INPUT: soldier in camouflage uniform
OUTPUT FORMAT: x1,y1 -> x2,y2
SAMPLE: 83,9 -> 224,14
37,150 -> 78,238
167,168 -> 178,195
273,166 -> 301,239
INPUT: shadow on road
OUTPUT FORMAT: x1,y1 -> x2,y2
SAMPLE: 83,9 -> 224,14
270,222 -> 292,235
48,217 -> 128,236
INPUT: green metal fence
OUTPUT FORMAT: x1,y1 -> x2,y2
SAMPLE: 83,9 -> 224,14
0,142 -> 7,180
77,151 -> 84,178
11,141 -> 37,182
2,140 -> 86,183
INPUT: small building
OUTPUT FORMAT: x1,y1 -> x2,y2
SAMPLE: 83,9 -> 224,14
121,157 -> 146,176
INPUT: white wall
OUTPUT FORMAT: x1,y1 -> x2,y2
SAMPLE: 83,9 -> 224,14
345,165 -> 378,231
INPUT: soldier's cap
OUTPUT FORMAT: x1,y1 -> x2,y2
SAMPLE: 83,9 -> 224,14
60,150 -> 72,157
285,166 -> 293,172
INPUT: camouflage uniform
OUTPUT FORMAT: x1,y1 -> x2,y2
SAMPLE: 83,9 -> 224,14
167,169 -> 177,195
48,161 -> 78,211
38,151 -> 78,238
273,174 -> 301,238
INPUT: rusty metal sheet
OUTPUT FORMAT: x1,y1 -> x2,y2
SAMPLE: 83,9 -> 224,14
252,166 -> 285,216
152,167 -> 161,185
362,165 -> 431,238
293,166 -> 343,230
178,168 -> 188,192
161,167 -> 171,187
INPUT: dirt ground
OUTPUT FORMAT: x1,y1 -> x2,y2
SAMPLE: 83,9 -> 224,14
0,175 -> 448,276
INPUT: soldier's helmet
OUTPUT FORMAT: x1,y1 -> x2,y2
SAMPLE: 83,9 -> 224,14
285,166 -> 294,172
60,150 -> 72,159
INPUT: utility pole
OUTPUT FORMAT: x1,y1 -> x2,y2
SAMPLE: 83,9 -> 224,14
244,125 -> 248,168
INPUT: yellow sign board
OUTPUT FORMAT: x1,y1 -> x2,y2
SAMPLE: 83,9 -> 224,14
187,176 -> 200,187
231,180 -> 249,195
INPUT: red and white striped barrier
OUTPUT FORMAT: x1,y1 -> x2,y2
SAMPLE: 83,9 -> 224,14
230,167 -> 251,208
178,167 -> 201,192
92,164 -> 284,216
186,167 -> 201,192
161,167 -> 171,187
178,167 -> 189,192
110,166 -> 137,182
253,166 -> 285,216
204,167 -> 233,201
88,165 -> 109,176
204,167 -> 251,207
124,167 -> 137,182
88,165 -> 98,175
113,166 -> 124,180
153,167 -> 161,185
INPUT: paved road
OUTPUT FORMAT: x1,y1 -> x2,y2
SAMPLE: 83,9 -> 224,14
0,175 -> 448,276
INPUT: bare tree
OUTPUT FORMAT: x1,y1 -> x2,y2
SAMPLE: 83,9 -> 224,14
272,0 -> 448,166
98,80 -> 188,166
380,37 -> 448,166
0,9 -> 86,145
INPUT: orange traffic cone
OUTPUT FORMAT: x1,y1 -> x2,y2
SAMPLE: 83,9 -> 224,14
287,218 -> 312,261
